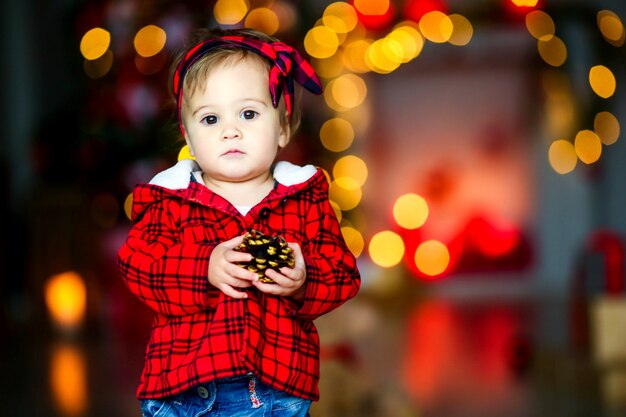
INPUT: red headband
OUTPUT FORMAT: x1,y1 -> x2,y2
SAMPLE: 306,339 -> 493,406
173,35 -> 323,135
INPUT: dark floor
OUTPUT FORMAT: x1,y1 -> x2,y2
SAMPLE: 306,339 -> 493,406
2,275 -> 626,417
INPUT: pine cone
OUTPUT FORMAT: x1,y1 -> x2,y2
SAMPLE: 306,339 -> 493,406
234,230 -> 295,284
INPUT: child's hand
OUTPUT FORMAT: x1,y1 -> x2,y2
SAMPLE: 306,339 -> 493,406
253,242 -> 307,301
208,235 -> 258,299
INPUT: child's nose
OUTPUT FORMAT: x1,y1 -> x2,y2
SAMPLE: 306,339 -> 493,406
221,121 -> 242,140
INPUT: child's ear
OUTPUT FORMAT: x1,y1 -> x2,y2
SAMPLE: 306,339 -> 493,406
277,116 -> 290,149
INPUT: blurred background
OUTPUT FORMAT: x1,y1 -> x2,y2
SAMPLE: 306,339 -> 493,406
1,0 -> 626,416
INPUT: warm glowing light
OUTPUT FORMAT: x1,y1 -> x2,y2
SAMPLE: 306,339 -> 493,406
80,27 -> 111,60
594,111 -> 620,145
124,193 -> 133,220
83,50 -> 113,79
323,2 -> 358,34
333,155 -> 368,187
320,118 -> 355,152
45,271 -> 87,330
50,343 -> 88,416
327,73 -> 367,110
354,0 -> 390,15
342,226 -> 365,257
549,139 -> 577,174
598,10 -> 625,47
343,39 -> 373,73
419,11 -> 453,44
589,65 -> 616,99
525,10 -> 555,40
414,240 -> 450,276
329,179 -> 362,211
304,26 -> 339,59
178,144 -> 195,161
448,14 -> 473,46
538,36 -> 567,67
368,230 -> 405,267
387,25 -> 424,62
214,0 -> 249,25
312,54 -> 344,79
542,70 -> 576,137
575,130 -> 602,164
330,200 -> 342,222
551,139 -> 580,173
366,38 -> 401,74
134,25 -> 166,58
245,7 -> 279,35
393,194 -> 429,230
511,0 -> 539,6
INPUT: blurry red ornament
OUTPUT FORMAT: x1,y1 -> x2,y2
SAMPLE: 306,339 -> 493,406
350,0 -> 395,31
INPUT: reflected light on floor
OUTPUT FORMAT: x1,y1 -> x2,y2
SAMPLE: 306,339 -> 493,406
50,343 -> 88,416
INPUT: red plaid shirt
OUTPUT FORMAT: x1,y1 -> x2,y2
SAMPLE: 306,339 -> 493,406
118,161 -> 360,400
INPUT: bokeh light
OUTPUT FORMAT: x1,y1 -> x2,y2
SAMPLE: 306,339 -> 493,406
387,24 -> 424,62
343,39 -> 373,73
245,7 -> 280,35
594,111 -> 620,145
83,50 -> 113,79
574,130 -> 602,164
538,35 -> 567,67
214,0 -> 249,25
304,26 -> 340,59
312,53 -> 345,79
589,65 -> 616,98
320,118 -> 355,152
80,27 -> 111,60
448,14 -> 473,46
414,240 -> 450,277
50,344 -> 88,416
368,230 -> 405,267
548,139 -> 577,174
342,226 -> 365,257
329,179 -> 362,211
326,73 -> 368,110
526,10 -> 555,40
333,155 -> 368,187
124,193 -> 133,220
45,271 -> 87,331
366,38 -> 401,74
354,0 -> 390,16
323,2 -> 358,34
598,9 -> 625,47
419,11 -> 453,43
134,25 -> 166,57
393,193 -> 429,230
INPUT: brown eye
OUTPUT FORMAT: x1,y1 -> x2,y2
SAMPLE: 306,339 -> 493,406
203,115 -> 218,125
242,110 -> 258,120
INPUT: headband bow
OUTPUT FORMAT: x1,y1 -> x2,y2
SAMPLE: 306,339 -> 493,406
173,35 -> 323,135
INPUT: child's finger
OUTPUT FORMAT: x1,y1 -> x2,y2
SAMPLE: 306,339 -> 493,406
218,283 -> 248,299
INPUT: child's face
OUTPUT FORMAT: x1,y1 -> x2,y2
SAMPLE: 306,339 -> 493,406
181,56 -> 289,184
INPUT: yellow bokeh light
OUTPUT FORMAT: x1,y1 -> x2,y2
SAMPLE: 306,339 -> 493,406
393,193 -> 429,230
594,111 -> 620,145
83,50 -> 113,79
387,25 -> 424,62
124,193 -> 133,220
598,10 -> 625,47
329,179 -> 362,211
525,10 -> 555,40
538,35 -> 567,67
368,230 -> 405,268
343,39 -> 373,73
80,27 -> 111,60
320,118 -> 355,152
448,14 -> 473,46
134,25 -> 166,58
50,344 -> 88,416
419,11 -> 453,44
304,26 -> 339,59
548,139 -> 577,174
366,38 -> 401,74
178,144 -> 195,161
312,54 -> 344,79
512,0 -> 539,5
333,155 -> 368,187
330,73 -> 367,109
214,0 -> 249,25
45,271 -> 87,330
323,2 -> 358,34
589,65 -> 616,99
414,240 -> 450,276
245,7 -> 279,35
354,0 -> 389,15
342,226 -> 365,257
575,130 -> 602,164
330,200 -> 342,222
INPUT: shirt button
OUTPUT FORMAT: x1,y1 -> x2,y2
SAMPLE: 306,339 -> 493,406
197,386 -> 209,399
259,208 -> 270,219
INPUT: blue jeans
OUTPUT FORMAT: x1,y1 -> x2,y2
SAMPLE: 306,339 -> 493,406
140,374 -> 311,417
